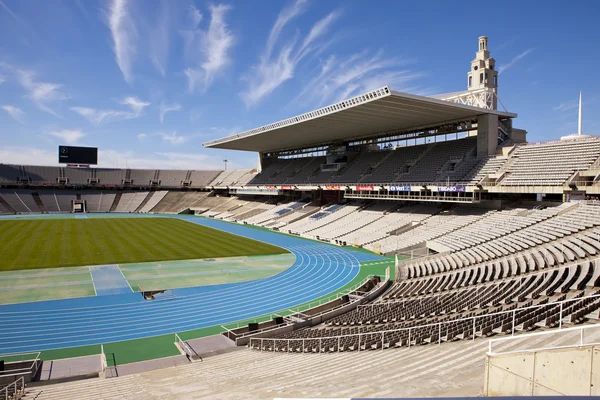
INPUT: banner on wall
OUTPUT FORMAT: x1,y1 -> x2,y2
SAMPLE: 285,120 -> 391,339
355,185 -> 375,191
389,185 -> 412,192
436,185 -> 466,193
325,185 -> 341,190
235,188 -> 280,195
280,185 -> 293,190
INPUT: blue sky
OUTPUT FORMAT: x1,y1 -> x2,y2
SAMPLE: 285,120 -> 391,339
1,0 -> 599,170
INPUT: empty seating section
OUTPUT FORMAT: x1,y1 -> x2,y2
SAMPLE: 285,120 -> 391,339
459,156 -> 507,184
189,170 -> 222,187
367,206 -> 489,254
0,164 -> 22,182
64,168 -> 92,185
396,138 -> 477,183
0,190 -> 40,213
138,191 -> 168,212
23,165 -> 60,184
242,201 -> 303,225
361,145 -> 428,183
285,203 -> 357,235
330,152 -> 389,183
95,169 -> 126,186
130,169 -> 156,186
150,191 -> 209,213
211,169 -> 255,187
252,203 -> 600,354
114,191 -> 149,212
157,170 -> 187,187
305,202 -> 394,241
39,191 -> 77,212
500,137 -> 600,186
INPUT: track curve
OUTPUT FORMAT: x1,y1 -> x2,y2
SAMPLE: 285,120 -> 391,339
0,216 -> 384,354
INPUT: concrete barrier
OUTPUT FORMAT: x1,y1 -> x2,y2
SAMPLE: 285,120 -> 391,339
484,344 -> 600,396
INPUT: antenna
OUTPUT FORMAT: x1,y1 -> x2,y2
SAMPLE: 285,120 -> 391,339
578,91 -> 582,135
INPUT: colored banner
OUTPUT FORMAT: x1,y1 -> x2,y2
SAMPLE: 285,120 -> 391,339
280,185 -> 293,190
355,185 -> 374,191
325,185 -> 341,190
389,185 -> 412,192
436,185 -> 466,192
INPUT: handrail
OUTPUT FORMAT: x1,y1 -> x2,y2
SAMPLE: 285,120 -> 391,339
0,376 -> 25,400
249,291 -> 600,352
487,324 -> 600,356
0,351 -> 41,379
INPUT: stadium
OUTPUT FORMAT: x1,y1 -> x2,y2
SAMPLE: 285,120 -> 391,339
1,35 -> 600,399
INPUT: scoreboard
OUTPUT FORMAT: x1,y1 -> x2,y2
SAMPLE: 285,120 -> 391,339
58,146 -> 98,165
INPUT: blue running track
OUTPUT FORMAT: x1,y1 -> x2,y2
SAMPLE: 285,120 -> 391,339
0,216 -> 384,354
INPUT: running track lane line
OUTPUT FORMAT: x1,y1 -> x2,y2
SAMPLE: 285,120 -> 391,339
0,217 -> 384,353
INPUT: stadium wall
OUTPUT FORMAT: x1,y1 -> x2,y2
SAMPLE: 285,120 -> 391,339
484,344 -> 600,395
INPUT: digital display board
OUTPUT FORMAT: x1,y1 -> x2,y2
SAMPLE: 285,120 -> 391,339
58,146 -> 98,165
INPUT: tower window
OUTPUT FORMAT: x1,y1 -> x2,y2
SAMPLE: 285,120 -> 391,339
494,75 -> 498,86
469,76 -> 472,87
480,73 -> 483,84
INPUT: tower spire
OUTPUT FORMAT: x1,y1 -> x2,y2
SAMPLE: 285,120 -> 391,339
578,91 -> 582,135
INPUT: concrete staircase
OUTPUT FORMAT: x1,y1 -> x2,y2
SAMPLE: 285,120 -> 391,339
23,329 -> 586,400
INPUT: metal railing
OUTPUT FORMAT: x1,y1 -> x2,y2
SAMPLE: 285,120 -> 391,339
0,352 -> 41,379
0,377 -> 25,400
488,324 -> 600,356
249,292 -> 600,353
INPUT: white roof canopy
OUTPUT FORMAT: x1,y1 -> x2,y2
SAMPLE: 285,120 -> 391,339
203,86 -> 516,153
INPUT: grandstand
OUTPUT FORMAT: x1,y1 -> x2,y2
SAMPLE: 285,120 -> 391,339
2,36 -> 600,399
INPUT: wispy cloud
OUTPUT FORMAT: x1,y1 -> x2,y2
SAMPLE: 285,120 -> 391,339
48,129 -> 86,144
137,133 -> 147,141
70,96 -> 150,124
498,48 -> 534,74
1,105 -> 26,123
0,75 -> 4,85
160,131 -> 188,145
184,4 -> 235,93
0,0 -> 30,27
108,0 -> 136,83
291,50 -> 423,107
554,99 -> 579,112
15,69 -> 69,116
159,102 -> 182,123
149,0 -> 170,76
240,1 -> 341,106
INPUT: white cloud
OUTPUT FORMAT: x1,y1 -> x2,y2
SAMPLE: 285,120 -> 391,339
240,2 -> 341,106
149,0 -> 170,76
189,5 -> 202,28
108,0 -> 137,83
137,133 -> 147,141
159,102 -> 182,123
0,75 -> 4,85
160,132 -> 188,145
498,48 -> 534,74
70,96 -> 150,124
1,105 -> 26,123
184,4 -> 235,93
0,146 -> 254,169
291,50 -> 423,107
48,129 -> 86,145
14,69 -> 68,116
0,146 -> 58,166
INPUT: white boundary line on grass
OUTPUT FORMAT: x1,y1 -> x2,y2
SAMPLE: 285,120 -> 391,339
88,266 -> 97,296
116,264 -> 134,293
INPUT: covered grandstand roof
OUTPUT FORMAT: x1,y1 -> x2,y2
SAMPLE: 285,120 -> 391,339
203,86 -> 517,153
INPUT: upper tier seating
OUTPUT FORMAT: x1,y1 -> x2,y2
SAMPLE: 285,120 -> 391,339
129,169 -> 156,186
157,170 -> 187,187
189,170 -> 222,187
500,137 -> 600,186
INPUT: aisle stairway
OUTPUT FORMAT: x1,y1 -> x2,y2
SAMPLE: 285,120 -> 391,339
24,329 -> 585,400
